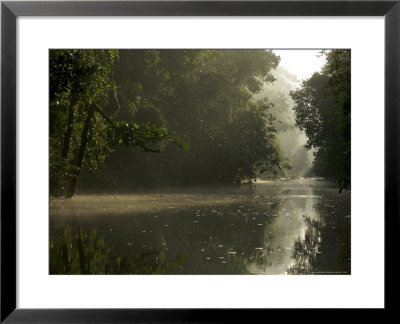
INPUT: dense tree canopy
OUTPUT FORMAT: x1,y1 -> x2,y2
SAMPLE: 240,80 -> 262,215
290,50 -> 351,190
256,66 -> 313,178
50,50 -> 186,197
50,49 -> 285,196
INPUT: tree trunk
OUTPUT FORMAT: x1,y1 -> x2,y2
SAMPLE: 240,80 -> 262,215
61,94 -> 78,159
66,104 -> 94,198
50,95 -> 78,196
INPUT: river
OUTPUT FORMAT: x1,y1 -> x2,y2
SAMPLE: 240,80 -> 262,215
49,179 -> 351,275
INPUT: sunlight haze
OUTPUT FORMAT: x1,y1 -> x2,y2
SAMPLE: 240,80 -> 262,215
272,49 -> 326,84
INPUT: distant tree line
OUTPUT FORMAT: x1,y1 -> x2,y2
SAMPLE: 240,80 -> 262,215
50,49 -> 286,196
290,50 -> 351,190
256,66 -> 313,179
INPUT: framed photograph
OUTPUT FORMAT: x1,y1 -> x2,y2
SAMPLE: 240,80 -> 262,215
1,0 -> 398,321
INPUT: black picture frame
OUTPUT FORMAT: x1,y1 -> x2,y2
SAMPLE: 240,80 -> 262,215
1,0 -> 398,322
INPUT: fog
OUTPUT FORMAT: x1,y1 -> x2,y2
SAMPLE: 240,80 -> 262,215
255,65 -> 315,178
49,49 -> 350,275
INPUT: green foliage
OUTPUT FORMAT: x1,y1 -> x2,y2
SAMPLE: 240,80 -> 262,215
49,50 -> 119,196
255,66 -> 313,178
290,50 -> 351,189
110,121 -> 188,152
49,50 -> 187,197
50,49 -> 284,193
169,50 -> 280,183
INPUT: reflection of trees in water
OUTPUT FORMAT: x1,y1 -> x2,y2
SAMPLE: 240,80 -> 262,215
156,198 -> 281,274
287,217 -> 321,274
287,194 -> 351,275
49,193 -> 282,274
50,182 -> 351,275
50,221 -> 186,274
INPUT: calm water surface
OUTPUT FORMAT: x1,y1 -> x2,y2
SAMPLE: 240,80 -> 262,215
50,179 -> 350,275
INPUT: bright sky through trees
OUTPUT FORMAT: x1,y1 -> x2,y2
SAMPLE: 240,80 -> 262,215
272,50 -> 326,84
49,49 -> 351,275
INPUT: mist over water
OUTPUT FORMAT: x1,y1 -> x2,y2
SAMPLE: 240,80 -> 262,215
50,179 -> 350,275
49,49 -> 350,275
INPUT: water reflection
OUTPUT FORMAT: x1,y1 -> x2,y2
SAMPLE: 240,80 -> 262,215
50,180 -> 350,274
287,191 -> 351,274
50,222 -> 186,274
